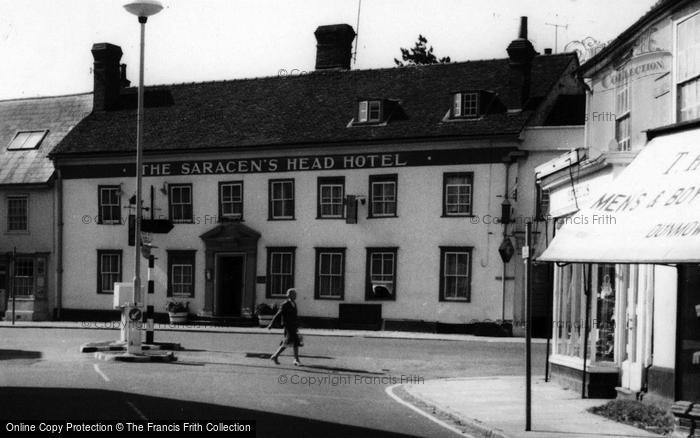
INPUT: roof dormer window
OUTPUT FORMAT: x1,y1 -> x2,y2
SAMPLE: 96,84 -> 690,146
452,92 -> 479,118
358,100 -> 382,123
7,130 -> 48,151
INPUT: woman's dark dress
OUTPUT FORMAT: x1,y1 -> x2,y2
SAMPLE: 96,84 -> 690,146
271,300 -> 299,347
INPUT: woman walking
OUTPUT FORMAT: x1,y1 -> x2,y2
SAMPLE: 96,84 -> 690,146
268,288 -> 301,366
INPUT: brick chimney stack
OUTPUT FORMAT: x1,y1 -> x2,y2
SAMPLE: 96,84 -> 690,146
91,43 -> 124,111
314,24 -> 356,70
506,17 -> 537,109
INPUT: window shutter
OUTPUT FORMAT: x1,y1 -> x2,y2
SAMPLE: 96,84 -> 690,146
453,93 -> 462,117
358,101 -> 368,122
346,195 -> 357,224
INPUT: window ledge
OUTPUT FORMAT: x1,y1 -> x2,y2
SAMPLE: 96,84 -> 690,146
367,215 -> 398,220
441,113 -> 484,123
5,231 -> 29,235
346,119 -> 388,128
10,296 -> 35,301
549,354 -> 619,373
441,214 -> 475,218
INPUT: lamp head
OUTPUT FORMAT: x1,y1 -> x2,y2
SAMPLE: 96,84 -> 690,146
123,0 -> 163,18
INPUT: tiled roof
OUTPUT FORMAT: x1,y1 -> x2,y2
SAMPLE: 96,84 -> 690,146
53,53 -> 577,156
0,93 -> 92,184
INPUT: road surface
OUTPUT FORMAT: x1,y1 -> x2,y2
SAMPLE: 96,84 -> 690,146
0,327 -> 546,437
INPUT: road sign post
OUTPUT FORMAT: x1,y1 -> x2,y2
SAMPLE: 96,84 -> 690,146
125,304 -> 143,354
524,222 -> 532,432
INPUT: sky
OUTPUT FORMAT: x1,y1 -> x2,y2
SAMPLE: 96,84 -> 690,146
0,0 -> 659,100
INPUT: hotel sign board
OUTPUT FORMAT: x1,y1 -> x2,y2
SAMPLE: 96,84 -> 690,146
61,148 -> 517,179
540,128 -> 700,263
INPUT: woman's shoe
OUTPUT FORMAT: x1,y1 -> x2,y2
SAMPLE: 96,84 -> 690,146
271,356 -> 279,365
293,360 -> 301,366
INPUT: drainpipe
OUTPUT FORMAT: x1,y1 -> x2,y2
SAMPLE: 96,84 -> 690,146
583,78 -> 592,152
502,161 -> 510,323
55,169 -> 63,319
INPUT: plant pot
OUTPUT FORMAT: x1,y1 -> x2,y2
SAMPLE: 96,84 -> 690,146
168,311 -> 188,324
257,314 -> 274,327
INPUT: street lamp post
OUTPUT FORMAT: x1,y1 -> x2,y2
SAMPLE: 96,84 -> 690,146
124,0 -> 163,354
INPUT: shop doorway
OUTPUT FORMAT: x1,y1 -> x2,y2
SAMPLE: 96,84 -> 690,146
215,255 -> 245,317
676,264 -> 700,401
532,263 -> 553,338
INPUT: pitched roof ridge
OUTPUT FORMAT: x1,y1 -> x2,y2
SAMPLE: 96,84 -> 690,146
0,91 -> 92,104
534,52 -> 577,58
128,54 -> 576,91
132,58 -> 507,90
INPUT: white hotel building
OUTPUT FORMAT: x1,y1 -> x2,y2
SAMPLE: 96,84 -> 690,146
49,21 -> 584,332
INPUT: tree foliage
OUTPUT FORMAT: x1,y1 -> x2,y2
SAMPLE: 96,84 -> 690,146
394,34 -> 451,66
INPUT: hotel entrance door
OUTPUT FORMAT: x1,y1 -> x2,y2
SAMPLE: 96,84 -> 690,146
215,255 -> 244,317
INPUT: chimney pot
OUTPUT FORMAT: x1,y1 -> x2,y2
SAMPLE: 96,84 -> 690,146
314,24 -> 356,70
544,48 -> 553,55
91,43 -> 124,111
519,16 -> 528,39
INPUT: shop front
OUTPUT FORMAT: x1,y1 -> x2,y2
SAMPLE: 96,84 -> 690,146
539,158 -> 621,397
1,252 -> 50,321
539,126 -> 700,403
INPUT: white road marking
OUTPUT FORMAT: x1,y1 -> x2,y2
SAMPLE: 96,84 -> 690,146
126,401 -> 148,421
385,384 -> 473,438
93,364 -> 110,382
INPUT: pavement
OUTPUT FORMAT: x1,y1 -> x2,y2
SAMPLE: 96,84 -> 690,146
0,320 -> 547,344
390,376 -> 662,438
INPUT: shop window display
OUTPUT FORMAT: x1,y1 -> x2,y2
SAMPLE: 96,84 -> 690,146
595,264 -> 616,362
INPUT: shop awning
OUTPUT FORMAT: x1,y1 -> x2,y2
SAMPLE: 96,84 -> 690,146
539,128 -> 700,263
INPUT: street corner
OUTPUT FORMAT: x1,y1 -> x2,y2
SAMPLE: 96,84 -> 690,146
94,351 -> 177,363
386,380 -> 510,438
